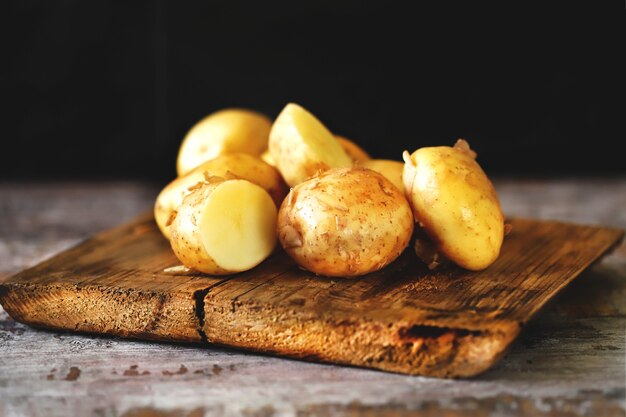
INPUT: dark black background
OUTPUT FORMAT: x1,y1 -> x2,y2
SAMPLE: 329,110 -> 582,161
2,1 -> 623,182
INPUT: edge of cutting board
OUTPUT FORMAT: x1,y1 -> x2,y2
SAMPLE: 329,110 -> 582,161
0,214 -> 622,377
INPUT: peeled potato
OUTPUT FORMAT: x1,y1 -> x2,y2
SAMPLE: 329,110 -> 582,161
155,153 -> 288,240
169,178 -> 277,275
278,168 -> 414,277
177,108 -> 271,176
402,140 -> 504,271
336,135 -> 370,162
269,103 -> 353,187
360,159 -> 404,192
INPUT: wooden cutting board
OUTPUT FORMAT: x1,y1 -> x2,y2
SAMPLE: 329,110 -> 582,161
0,213 -> 621,378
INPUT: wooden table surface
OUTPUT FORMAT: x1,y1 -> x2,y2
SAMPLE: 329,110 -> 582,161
1,179 -> 625,417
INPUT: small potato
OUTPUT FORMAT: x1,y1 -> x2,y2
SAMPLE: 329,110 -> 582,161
269,103 -> 353,187
402,140 -> 504,271
260,149 -> 275,166
155,153 -> 288,239
177,108 -> 271,176
360,159 -> 404,192
277,168 -> 414,277
169,178 -> 277,275
265,135 -> 366,167
335,135 -> 371,162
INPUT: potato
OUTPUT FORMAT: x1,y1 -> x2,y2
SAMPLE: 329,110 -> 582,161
169,178 -> 277,275
155,153 -> 288,239
267,106 -> 368,186
269,103 -> 353,187
277,168 -> 414,277
176,108 -> 271,176
335,135 -> 371,162
265,135 -> 367,167
402,140 -> 504,271
360,159 -> 404,192
260,149 -> 275,166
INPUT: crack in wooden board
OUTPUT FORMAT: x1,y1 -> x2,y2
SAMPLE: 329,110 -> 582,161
0,213 -> 622,377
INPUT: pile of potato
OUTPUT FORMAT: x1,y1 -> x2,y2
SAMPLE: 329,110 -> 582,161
155,104 -> 504,277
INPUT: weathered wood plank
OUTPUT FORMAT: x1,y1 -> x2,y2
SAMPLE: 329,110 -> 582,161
0,304 -> 624,416
201,218 -> 622,377
0,211 -> 621,377
0,181 -> 160,276
0,213 -> 223,342
1,180 -> 625,416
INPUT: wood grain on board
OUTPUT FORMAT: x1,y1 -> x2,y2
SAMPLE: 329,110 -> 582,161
0,213 -> 622,378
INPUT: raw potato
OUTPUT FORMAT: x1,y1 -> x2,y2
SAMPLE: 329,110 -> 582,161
269,103 -> 353,187
336,135 -> 371,162
177,108 -> 271,176
266,135 -> 368,167
278,168 -> 414,277
360,159 -> 404,192
169,179 -> 277,275
260,149 -> 275,166
155,153 -> 288,240
402,140 -> 504,271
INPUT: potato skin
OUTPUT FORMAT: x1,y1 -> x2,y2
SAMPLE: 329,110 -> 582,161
360,159 -> 404,192
176,108 -> 271,176
155,153 -> 288,239
269,103 -> 353,187
260,149 -> 275,166
277,168 -> 414,277
169,180 -> 232,275
402,141 -> 504,271
336,135 -> 371,162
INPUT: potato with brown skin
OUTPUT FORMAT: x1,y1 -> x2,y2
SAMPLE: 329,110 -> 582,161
260,149 -> 275,166
263,135 -> 369,166
335,135 -> 371,162
169,178 -> 277,275
277,168 -> 414,277
360,159 -> 404,192
402,140 -> 504,271
177,108 -> 271,176
269,103 -> 353,187
155,153 -> 288,239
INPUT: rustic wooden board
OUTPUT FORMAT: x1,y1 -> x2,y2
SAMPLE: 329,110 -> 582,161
0,213 -> 621,378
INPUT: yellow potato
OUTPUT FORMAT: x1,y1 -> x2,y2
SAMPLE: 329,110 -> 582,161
260,149 -> 275,166
336,135 -> 371,162
176,108 -> 271,176
269,103 -> 353,187
265,135 -> 365,167
262,135 -> 362,167
402,140 -> 504,271
155,153 -> 288,239
277,168 -> 414,277
360,159 -> 404,192
169,178 -> 277,275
